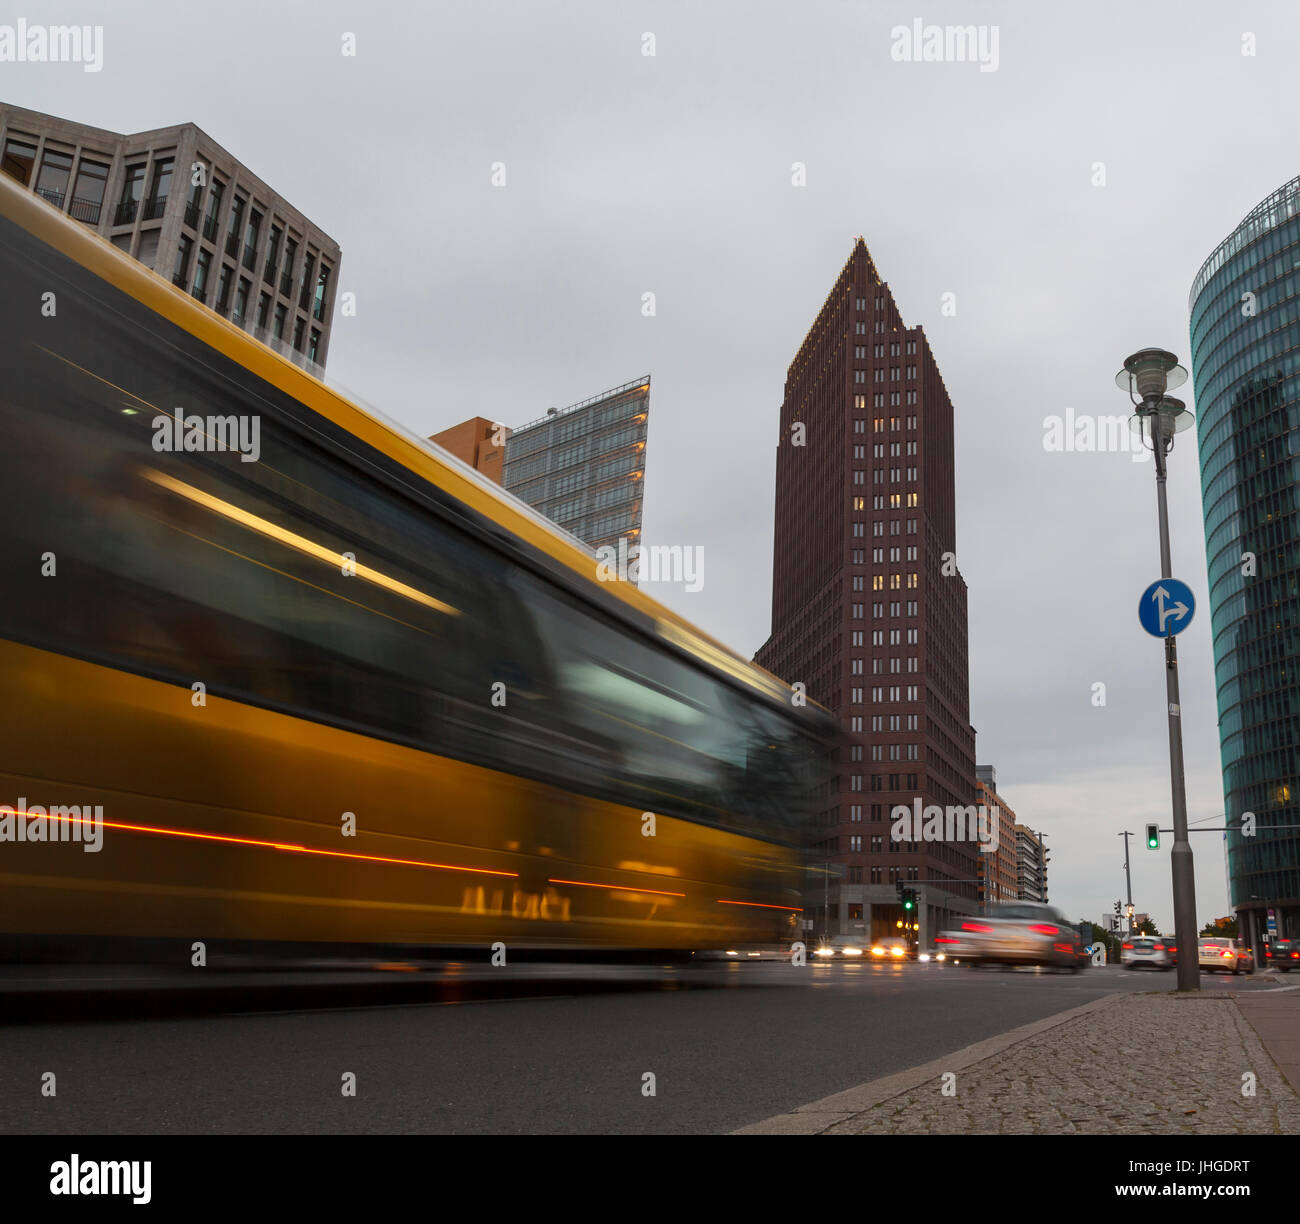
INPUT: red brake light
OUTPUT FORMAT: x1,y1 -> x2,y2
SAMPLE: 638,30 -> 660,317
934,936 -> 957,944
961,922 -> 994,933
1153,944 -> 1164,951
1028,923 -> 1059,935
1122,943 -> 1133,950
1222,951 -> 1233,958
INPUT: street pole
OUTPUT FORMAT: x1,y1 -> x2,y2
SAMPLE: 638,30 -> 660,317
1151,434 -> 1199,990
1119,831 -> 1134,934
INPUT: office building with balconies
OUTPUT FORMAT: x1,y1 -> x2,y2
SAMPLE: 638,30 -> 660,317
0,102 -> 341,370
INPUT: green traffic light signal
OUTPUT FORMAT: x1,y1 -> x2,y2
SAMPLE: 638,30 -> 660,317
1146,823 -> 1160,849
902,889 -> 915,911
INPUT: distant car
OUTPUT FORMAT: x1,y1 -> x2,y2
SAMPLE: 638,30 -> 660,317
1122,936 -> 1174,971
937,902 -> 1084,971
1198,937 -> 1254,974
813,934 -> 868,959
1263,938 -> 1300,972
870,936 -> 912,961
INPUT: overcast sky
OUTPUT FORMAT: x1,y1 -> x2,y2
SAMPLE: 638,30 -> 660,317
10,0 -> 1298,930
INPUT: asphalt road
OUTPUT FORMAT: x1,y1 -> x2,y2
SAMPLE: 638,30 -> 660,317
3,959 -> 1248,1134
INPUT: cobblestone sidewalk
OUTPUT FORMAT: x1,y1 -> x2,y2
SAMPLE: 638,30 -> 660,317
738,990 -> 1300,1135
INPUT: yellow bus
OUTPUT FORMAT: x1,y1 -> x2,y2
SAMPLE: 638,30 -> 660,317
0,173 -> 833,962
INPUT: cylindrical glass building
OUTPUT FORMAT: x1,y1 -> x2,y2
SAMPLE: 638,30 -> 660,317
1189,176 -> 1300,953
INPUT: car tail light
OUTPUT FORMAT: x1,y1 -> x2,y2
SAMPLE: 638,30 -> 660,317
1292,951 -> 1299,959
1028,923 -> 1059,935
1222,951 -> 1234,959
1122,943 -> 1133,950
1153,944 -> 1164,951
935,936 -> 957,944
961,922 -> 994,933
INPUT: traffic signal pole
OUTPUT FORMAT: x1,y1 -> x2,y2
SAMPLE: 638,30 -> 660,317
1119,831 -> 1134,934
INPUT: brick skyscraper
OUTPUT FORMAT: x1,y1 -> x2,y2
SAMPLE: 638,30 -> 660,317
755,238 -> 978,946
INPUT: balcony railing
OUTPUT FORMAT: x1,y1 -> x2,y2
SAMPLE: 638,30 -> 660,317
264,260 -> 277,283
35,186 -> 66,209
184,201 -> 200,229
279,270 -> 293,296
202,215 -> 219,242
143,196 -> 168,222
191,286 -> 207,304
242,245 -> 257,271
69,197 -> 102,224
172,271 -> 189,289
114,199 -> 139,226
224,232 -> 240,258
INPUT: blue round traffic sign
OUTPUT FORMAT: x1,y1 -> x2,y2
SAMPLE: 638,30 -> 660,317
1138,578 -> 1195,637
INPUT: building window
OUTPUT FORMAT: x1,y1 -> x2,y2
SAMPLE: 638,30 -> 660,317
299,251 -> 317,310
273,302 -> 288,339
2,138 -> 37,187
280,235 -> 299,296
215,264 -> 233,314
256,292 -> 271,329
233,277 -> 250,325
115,162 -> 146,225
292,315 -> 306,351
264,225 -> 282,283
184,174 -> 204,230
69,158 -> 109,224
191,247 -> 211,302
172,234 -> 193,289
308,328 -> 321,362
34,148 -> 74,210
243,208 -> 263,271
203,179 -> 225,241
226,195 -> 246,258
144,157 -> 174,221
849,837 -> 862,853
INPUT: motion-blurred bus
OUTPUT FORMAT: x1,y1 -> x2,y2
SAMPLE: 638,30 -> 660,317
0,173 -> 834,963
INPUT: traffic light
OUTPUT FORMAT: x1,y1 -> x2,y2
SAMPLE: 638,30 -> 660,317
1114,900 -> 1122,916
901,889 -> 916,913
1146,823 -> 1160,849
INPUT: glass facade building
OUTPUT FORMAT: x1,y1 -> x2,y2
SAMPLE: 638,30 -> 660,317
502,378 -> 650,554
1189,175 -> 1300,947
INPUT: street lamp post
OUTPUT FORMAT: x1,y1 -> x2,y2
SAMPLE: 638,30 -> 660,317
1116,348 -> 1200,992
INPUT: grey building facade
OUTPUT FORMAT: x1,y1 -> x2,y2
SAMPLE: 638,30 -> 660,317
502,377 -> 650,554
0,102 -> 341,371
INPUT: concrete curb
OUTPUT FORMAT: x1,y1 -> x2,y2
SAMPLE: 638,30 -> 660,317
733,993 -> 1125,1135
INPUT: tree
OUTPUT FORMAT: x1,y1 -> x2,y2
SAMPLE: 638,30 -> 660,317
1200,917 -> 1239,937
1136,918 -> 1160,936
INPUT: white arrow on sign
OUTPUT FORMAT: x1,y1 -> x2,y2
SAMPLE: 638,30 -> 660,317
1152,585 -> 1189,633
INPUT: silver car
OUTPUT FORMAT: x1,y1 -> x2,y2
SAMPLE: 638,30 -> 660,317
938,902 -> 1083,971
1122,935 -> 1173,971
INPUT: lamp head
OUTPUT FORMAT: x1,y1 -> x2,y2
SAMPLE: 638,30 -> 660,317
1115,348 -> 1188,401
